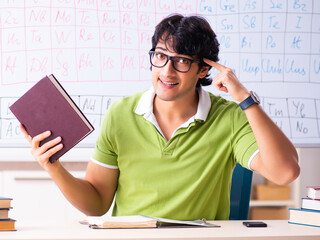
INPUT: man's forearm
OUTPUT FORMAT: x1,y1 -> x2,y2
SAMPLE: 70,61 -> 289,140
245,104 -> 300,185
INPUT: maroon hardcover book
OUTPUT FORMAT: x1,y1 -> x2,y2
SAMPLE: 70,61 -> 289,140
9,74 -> 94,163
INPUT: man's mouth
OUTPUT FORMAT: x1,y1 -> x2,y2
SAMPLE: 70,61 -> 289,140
160,79 -> 179,86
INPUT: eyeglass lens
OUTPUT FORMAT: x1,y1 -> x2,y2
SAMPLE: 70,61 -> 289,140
150,52 -> 192,73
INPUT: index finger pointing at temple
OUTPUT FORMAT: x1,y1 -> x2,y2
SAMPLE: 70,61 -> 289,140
203,58 -> 228,72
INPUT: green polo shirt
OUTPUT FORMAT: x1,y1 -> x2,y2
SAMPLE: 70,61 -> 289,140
91,88 -> 258,220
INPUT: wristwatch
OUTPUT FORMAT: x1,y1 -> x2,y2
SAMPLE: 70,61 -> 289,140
239,91 -> 260,110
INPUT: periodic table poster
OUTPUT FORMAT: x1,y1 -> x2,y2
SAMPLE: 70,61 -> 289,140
0,0 -> 319,147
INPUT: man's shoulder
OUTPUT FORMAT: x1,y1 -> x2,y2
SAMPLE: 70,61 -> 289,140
207,92 -> 239,110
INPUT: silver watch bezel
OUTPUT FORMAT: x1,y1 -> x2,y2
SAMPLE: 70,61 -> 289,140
250,91 -> 260,104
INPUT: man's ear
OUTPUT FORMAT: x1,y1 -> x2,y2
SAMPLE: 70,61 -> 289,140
198,65 -> 210,78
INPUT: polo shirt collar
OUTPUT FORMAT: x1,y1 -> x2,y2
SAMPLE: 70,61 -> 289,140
135,87 -> 211,122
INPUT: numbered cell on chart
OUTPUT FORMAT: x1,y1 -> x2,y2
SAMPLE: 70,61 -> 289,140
52,27 -> 76,49
100,49 -> 121,81
290,118 -> 319,139
138,0 -> 156,12
156,0 -> 175,14
311,34 -> 320,54
2,28 -> 26,52
76,27 -> 100,48
316,100 -> 320,117
310,55 -> 320,83
261,55 -> 283,82
198,0 -> 216,14
79,96 -> 103,115
239,0 -> 262,12
239,13 -> 262,32
2,52 -> 27,85
76,9 -> 99,26
286,13 -> 311,33
270,117 -> 291,138
285,33 -> 310,53
288,98 -> 317,119
211,54 -> 240,76
312,14 -> 320,33
121,12 -> 138,28
263,0 -> 287,12
287,0 -> 312,13
140,53 -> 152,81
51,0 -> 75,8
240,54 -> 261,82
52,49 -> 77,81
217,0 -> 238,14
240,33 -> 261,53
264,98 -> 289,117
100,28 -> 121,49
27,50 -> 52,81
217,14 -> 239,33
76,49 -> 101,81
1,98 -> 18,118
98,11 -> 120,28
138,13 -> 156,31
139,31 -> 153,51
121,29 -> 139,50
120,0 -> 138,11
217,33 -> 239,53
25,7 -> 50,26
51,8 -> 75,26
75,0 -> 96,9
284,55 -> 309,82
102,96 -> 124,113
1,8 -> 24,28
0,118 -> 22,139
25,27 -> 51,50
262,13 -> 286,32
262,33 -> 285,54
121,50 -> 140,81
175,0 -> 197,14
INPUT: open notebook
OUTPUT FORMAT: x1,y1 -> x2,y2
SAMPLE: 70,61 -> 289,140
81,215 -> 220,229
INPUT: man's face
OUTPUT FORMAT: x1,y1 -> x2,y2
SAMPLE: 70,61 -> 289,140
151,40 -> 209,103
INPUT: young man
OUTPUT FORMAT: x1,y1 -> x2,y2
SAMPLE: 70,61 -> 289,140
21,14 -> 299,220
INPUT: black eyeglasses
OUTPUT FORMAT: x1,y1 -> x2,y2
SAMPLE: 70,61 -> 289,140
149,51 -> 201,73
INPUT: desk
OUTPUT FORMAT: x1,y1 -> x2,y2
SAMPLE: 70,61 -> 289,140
0,220 -> 319,240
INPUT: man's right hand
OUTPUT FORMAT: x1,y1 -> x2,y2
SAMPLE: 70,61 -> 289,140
20,124 -> 63,172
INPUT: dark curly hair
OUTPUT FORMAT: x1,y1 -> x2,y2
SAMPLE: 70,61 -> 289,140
151,14 -> 220,87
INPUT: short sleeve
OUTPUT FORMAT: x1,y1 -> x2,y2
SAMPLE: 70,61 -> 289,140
91,107 -> 118,168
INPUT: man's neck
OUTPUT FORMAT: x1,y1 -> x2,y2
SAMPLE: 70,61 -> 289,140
153,90 -> 199,140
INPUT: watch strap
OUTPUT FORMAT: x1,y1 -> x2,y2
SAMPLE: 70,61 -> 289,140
239,95 -> 256,110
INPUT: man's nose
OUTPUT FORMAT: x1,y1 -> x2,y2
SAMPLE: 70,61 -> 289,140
162,59 -> 176,75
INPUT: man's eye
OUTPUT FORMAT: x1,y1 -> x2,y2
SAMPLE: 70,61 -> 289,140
177,58 -> 190,65
155,53 -> 166,59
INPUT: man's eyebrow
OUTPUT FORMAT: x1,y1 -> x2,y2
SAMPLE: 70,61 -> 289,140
155,46 -> 167,51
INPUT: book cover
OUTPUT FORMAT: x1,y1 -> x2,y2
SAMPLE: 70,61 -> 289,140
0,198 -> 12,209
9,74 -> 94,163
81,215 -> 220,229
288,208 -> 320,228
0,209 -> 10,219
307,186 -> 320,200
302,198 -> 320,211
0,219 -> 16,231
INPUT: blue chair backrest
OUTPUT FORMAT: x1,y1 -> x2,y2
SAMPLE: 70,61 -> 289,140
229,163 -> 253,220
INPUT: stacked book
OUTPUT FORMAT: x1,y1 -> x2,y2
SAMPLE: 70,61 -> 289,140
289,186 -> 320,228
0,197 -> 16,231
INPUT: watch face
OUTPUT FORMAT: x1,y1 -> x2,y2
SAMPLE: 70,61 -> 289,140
250,91 -> 260,104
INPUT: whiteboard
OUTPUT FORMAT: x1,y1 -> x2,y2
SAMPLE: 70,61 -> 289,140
0,0 -> 319,148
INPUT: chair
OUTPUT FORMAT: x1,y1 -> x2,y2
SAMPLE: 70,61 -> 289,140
229,163 -> 253,220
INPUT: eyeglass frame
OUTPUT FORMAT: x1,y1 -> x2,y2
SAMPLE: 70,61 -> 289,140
148,50 -> 201,73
